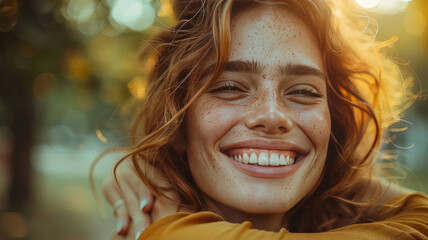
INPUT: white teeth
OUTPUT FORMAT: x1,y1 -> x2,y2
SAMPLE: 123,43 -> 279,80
231,152 -> 295,166
279,155 -> 287,165
249,153 -> 258,164
285,155 -> 291,165
243,153 -> 249,163
258,152 -> 269,166
289,156 -> 295,165
270,153 -> 279,166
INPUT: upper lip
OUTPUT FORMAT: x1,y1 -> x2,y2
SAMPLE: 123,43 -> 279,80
219,139 -> 308,155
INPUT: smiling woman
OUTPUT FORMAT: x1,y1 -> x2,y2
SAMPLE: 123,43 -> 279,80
97,0 -> 428,239
184,8 -> 330,230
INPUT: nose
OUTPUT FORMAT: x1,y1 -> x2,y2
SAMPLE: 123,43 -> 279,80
245,93 -> 293,134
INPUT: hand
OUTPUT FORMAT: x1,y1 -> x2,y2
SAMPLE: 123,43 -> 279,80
103,161 -> 154,238
102,160 -> 182,239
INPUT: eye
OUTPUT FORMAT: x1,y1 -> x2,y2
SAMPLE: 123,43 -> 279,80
210,82 -> 245,93
208,81 -> 248,101
287,86 -> 323,98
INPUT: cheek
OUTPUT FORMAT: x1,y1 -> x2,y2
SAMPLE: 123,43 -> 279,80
187,101 -> 242,143
296,105 -> 331,146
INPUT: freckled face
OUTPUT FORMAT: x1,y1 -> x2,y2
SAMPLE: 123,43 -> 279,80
184,7 -> 331,215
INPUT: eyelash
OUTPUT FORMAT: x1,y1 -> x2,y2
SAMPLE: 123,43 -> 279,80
211,83 -> 323,98
288,87 -> 323,98
210,82 -> 244,93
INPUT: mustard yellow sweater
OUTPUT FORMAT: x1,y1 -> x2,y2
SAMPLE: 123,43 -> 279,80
140,193 -> 428,239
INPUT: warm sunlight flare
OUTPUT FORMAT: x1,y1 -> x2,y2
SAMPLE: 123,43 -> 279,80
355,0 -> 412,14
355,0 -> 381,9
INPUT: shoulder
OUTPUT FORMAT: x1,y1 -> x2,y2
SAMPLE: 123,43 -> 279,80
363,178 -> 415,218
363,178 -> 428,220
373,191 -> 428,221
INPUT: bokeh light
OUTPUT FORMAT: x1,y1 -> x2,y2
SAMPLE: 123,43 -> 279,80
31,0 -> 56,14
33,72 -> 58,100
355,0 -> 412,14
128,76 -> 147,100
63,48 -> 90,83
65,0 -> 96,22
2,212 -> 28,238
0,0 -> 18,32
76,15 -> 105,36
111,0 -> 155,31
158,0 -> 174,18
96,128 -> 108,143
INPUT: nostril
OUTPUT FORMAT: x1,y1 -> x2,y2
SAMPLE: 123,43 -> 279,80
278,126 -> 287,132
251,124 -> 266,131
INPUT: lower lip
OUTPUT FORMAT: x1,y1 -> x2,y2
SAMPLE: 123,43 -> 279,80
227,155 -> 304,178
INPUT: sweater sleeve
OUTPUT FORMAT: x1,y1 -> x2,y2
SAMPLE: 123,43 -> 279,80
139,193 -> 428,240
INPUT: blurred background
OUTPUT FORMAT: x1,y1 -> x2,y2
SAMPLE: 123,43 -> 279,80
0,0 -> 427,239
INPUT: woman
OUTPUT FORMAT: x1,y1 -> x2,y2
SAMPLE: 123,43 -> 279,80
99,0 -> 428,239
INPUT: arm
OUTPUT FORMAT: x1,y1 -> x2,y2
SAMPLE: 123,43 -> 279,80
139,193 -> 428,240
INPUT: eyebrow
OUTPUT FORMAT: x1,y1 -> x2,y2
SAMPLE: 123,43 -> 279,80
201,60 -> 325,80
277,63 -> 326,80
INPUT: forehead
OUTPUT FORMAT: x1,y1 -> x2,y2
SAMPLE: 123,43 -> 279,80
229,5 -> 323,72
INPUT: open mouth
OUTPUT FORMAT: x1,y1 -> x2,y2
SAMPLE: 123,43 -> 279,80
223,148 -> 299,166
218,140 -> 307,178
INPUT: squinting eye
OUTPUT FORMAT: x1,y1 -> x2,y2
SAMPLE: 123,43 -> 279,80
210,82 -> 244,93
288,87 -> 323,98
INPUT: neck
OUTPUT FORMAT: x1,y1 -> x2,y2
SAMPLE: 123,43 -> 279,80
204,197 -> 286,232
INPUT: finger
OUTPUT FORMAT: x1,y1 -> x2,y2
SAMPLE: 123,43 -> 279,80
114,202 -> 131,235
138,196 -> 154,213
122,170 -> 155,213
135,228 -> 145,240
120,179 -> 152,230
126,221 -> 146,240
102,180 -> 131,235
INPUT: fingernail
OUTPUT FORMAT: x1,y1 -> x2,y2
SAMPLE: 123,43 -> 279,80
139,198 -> 149,212
135,229 -> 145,240
116,220 -> 125,234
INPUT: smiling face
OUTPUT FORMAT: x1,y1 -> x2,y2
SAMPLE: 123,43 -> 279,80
184,6 -> 331,221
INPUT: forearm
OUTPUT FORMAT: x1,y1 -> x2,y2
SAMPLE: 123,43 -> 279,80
140,193 -> 428,240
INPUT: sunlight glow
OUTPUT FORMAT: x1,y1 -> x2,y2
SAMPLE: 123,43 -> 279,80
404,9 -> 426,36
355,0 -> 412,14
355,0 -> 381,9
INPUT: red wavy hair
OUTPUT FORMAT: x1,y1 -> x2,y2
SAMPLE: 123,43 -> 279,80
94,0 -> 413,232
